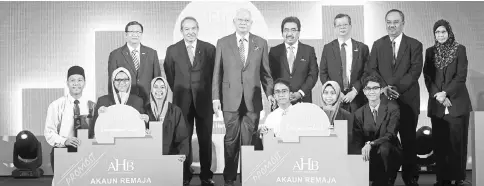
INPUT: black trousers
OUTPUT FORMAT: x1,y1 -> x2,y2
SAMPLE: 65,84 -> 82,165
393,99 -> 419,181
223,97 -> 260,182
370,142 -> 402,185
184,100 -> 214,181
431,114 -> 469,181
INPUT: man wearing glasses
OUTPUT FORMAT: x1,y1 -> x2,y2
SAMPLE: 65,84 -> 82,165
320,14 -> 369,113
352,75 -> 402,186
268,16 -> 318,105
107,21 -> 161,105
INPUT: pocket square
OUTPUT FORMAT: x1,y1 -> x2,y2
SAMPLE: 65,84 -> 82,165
354,48 -> 358,52
301,58 -> 306,62
142,53 -> 146,55
254,46 -> 260,51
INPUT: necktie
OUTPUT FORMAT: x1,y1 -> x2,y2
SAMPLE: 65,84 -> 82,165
372,109 -> 377,124
341,43 -> 349,90
73,100 -> 81,135
187,45 -> 194,65
239,38 -> 246,65
132,49 -> 140,71
287,46 -> 295,73
391,40 -> 396,66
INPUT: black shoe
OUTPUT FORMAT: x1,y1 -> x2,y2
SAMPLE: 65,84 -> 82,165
403,178 -> 419,186
454,180 -> 465,186
224,180 -> 235,186
183,180 -> 190,186
201,178 -> 215,186
434,180 -> 451,186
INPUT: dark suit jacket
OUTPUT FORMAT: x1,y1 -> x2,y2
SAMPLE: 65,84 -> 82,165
269,41 -> 318,103
212,33 -> 273,112
164,39 -> 216,116
108,44 -> 162,104
320,39 -> 369,110
352,101 -> 402,154
365,34 -> 423,114
89,94 -> 145,138
423,45 -> 472,117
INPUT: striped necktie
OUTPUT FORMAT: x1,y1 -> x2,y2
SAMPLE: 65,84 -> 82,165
132,49 -> 139,71
239,38 -> 246,65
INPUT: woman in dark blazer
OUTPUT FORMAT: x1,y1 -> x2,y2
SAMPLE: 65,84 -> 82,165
89,67 -> 146,138
423,19 -> 472,186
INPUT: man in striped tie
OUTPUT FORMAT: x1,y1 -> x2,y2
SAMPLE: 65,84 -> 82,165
107,21 -> 161,105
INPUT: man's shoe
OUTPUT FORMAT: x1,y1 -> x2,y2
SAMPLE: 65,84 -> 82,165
454,180 -> 465,186
183,180 -> 190,186
403,178 -> 419,186
434,180 -> 452,186
201,178 -> 215,186
224,180 -> 235,186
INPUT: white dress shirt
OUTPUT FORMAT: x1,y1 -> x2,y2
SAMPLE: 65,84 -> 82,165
44,94 -> 92,147
236,32 -> 249,63
338,38 -> 353,84
185,39 -> 197,55
284,40 -> 299,67
127,43 -> 141,63
391,33 -> 403,59
261,105 -> 292,137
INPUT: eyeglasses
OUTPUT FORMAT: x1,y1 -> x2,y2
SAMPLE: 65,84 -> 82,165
126,31 -> 143,35
363,86 -> 381,92
335,24 -> 350,28
114,78 -> 130,84
386,21 -> 402,26
274,89 -> 290,95
283,28 -> 299,33
236,18 -> 251,23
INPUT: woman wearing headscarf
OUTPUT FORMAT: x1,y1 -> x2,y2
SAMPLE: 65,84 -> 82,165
144,76 -> 190,184
89,67 -> 147,138
423,19 -> 472,186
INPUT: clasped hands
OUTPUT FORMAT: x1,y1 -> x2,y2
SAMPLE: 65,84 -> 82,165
212,95 -> 277,117
434,91 -> 452,107
98,106 -> 150,123
383,85 -> 400,100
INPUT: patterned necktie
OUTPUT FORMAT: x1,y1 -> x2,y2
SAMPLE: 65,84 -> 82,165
287,46 -> 295,73
73,100 -> 81,136
372,109 -> 377,124
132,49 -> 140,71
391,40 -> 396,65
341,43 -> 349,90
187,45 -> 194,65
239,38 -> 246,65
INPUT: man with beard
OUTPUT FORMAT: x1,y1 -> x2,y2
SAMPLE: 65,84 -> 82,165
269,16 -> 318,104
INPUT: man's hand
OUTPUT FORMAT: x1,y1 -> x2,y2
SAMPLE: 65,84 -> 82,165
342,89 -> 357,103
145,129 -> 151,135
98,106 -> 107,114
362,143 -> 372,162
434,91 -> 447,103
177,155 -> 186,162
268,95 -> 276,110
383,86 -> 399,100
65,137 -> 81,148
289,92 -> 302,102
213,100 -> 221,117
442,98 -> 452,107
259,125 -> 269,136
140,114 -> 149,123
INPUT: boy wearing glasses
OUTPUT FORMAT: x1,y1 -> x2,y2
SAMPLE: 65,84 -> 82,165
352,75 -> 402,186
259,78 -> 293,138
107,21 -> 161,105
269,16 -> 318,104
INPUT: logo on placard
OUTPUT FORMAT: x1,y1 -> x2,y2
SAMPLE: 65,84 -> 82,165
292,157 -> 319,173
90,158 -> 152,184
107,158 -> 135,173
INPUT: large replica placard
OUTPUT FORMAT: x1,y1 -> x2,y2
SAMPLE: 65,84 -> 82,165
474,112 -> 483,186
54,105 -> 183,186
241,103 -> 369,186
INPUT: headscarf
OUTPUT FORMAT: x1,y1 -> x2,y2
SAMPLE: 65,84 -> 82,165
111,67 -> 132,105
150,77 -> 170,121
321,81 -> 343,125
433,19 -> 459,69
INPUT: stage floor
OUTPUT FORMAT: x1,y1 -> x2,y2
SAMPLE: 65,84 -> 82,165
0,171 -> 473,186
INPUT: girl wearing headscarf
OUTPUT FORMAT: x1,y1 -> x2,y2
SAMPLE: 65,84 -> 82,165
423,20 -> 472,186
321,81 -> 352,126
90,67 -> 147,138
144,76 -> 190,182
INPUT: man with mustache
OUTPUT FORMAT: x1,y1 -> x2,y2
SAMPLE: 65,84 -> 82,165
164,16 -> 216,186
363,9 -> 423,186
320,14 -> 369,113
212,8 -> 274,186
269,16 -> 318,104
107,21 -> 161,105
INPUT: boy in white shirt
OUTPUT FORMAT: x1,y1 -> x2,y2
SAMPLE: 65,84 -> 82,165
259,78 -> 292,138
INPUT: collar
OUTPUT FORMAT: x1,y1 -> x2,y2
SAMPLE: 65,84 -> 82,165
337,38 -> 351,47
236,32 -> 250,42
284,40 -> 299,50
391,32 -> 403,43
184,39 -> 197,49
369,103 -> 380,112
67,93 -> 85,104
127,43 -> 141,53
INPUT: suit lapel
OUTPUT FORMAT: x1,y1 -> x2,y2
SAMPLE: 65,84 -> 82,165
245,34 -> 255,70
121,44 -> 137,74
229,33 -> 244,69
280,45 -> 291,74
178,41 -> 193,69
193,41 -> 202,68
138,44 -> 149,76
291,42 -> 303,74
350,39 -> 359,84
332,40 -> 342,69
382,36 -> 394,73
374,104 -> 387,136
394,34 -> 408,72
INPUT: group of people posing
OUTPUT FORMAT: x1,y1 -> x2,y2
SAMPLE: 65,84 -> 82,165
44,7 -> 471,186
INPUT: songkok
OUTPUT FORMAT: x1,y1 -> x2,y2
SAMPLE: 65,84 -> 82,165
67,66 -> 85,79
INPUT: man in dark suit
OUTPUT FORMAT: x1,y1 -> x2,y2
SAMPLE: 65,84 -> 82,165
212,8 -> 274,186
353,75 -> 402,186
164,17 -> 216,186
320,14 -> 369,112
364,9 -> 423,186
269,16 -> 318,104
107,21 -> 161,104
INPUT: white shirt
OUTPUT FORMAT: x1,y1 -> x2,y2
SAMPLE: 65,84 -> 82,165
338,38 -> 353,83
127,43 -> 141,62
262,105 -> 292,137
185,39 -> 197,55
284,40 -> 299,64
390,33 -> 403,59
369,103 -> 380,114
236,32 -> 249,63
44,94 -> 92,147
